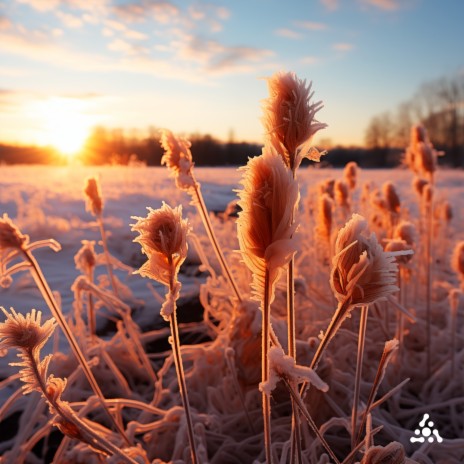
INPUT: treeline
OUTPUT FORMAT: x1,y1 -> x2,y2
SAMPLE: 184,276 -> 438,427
0,144 -> 67,165
365,72 -> 464,167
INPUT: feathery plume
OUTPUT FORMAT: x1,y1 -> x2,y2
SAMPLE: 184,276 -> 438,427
84,177 -> 103,217
236,148 -> 300,300
160,129 -> 196,191
262,71 -> 327,171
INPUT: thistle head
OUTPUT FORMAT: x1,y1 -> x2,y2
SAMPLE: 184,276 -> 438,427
160,129 -> 195,190
84,177 -> 103,217
131,203 -> 189,287
262,71 -> 327,171
0,214 -> 28,251
330,214 -> 410,306
236,148 -> 299,300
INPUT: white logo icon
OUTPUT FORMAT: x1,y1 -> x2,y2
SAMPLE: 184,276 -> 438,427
410,413 -> 443,443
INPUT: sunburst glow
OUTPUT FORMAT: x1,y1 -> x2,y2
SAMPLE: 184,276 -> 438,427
32,97 -> 94,157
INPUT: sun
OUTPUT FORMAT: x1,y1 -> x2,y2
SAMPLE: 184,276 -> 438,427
34,97 -> 94,157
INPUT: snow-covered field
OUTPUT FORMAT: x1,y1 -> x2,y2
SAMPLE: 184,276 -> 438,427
0,163 -> 463,463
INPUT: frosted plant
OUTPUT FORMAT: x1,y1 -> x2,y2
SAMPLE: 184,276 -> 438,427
261,71 -> 327,462
262,70 -> 327,173
83,176 -> 120,299
451,241 -> 464,288
160,129 -> 241,303
303,214 -> 411,447
343,161 -> 358,190
74,240 -> 97,339
0,307 -> 140,463
0,214 -> 128,444
132,203 -> 198,464
404,124 -> 442,182
236,148 -> 299,464
360,441 -> 408,464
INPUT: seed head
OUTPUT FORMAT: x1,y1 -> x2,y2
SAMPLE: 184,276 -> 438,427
262,71 -> 327,171
236,149 -> 299,300
132,203 -> 189,288
74,240 -> 97,276
0,307 -> 56,354
451,241 -> 464,282
331,214 -> 410,306
160,129 -> 195,190
0,214 -> 28,251
84,177 -> 103,216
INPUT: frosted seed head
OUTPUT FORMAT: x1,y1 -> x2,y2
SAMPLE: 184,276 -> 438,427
0,214 -> 28,251
262,71 -> 327,171
382,182 -> 401,214
160,129 -> 195,190
331,214 -> 405,306
451,241 -> 464,279
131,203 -> 189,287
83,177 -> 103,216
74,240 -> 97,276
0,307 -> 56,353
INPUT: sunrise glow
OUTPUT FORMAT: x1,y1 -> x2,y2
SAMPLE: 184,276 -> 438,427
31,98 -> 93,156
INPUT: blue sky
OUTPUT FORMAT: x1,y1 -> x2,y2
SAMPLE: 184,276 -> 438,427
0,0 -> 463,153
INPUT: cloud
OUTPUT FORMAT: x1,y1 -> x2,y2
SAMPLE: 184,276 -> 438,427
275,28 -> 302,40
103,19 -> 149,40
320,0 -> 339,11
16,0 -> 61,12
295,21 -> 327,31
113,1 -> 180,24
300,56 -> 320,65
108,38 -> 149,56
55,11 -> 84,28
174,33 -> 274,74
332,42 -> 354,51
359,0 -> 402,11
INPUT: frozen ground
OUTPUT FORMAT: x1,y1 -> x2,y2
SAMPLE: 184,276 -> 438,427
0,163 -> 463,463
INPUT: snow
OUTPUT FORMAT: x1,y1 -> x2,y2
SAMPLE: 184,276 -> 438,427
1,163 -> 464,463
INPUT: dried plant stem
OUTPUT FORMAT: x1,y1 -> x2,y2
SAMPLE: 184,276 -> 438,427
168,274 -> 198,464
282,378 -> 340,464
97,215 -> 120,299
262,268 -> 272,464
351,305 -> 368,449
27,350 -> 137,464
87,292 -> 96,341
23,249 -> 130,446
425,198 -> 432,377
287,258 -> 302,464
192,183 -> 242,303
300,298 -> 351,399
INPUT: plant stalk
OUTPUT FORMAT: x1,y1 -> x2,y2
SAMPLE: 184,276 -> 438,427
23,249 -> 130,445
263,268 -> 272,464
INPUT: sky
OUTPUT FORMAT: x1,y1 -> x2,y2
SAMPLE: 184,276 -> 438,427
0,0 -> 463,154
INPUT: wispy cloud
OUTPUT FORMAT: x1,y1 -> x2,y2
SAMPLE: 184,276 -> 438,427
320,0 -> 339,11
332,42 -> 354,52
359,0 -> 402,11
113,1 -> 180,24
295,21 -> 328,31
275,28 -> 302,40
16,0 -> 61,12
300,56 -> 320,65
55,11 -> 84,29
